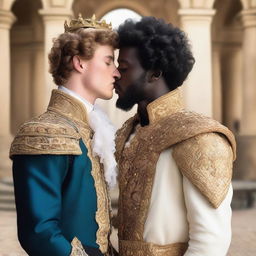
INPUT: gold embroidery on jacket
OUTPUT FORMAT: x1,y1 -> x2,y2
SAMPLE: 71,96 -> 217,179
172,132 -> 233,208
116,89 -> 236,253
119,240 -> 188,256
79,124 -> 111,253
10,89 -> 111,252
70,237 -> 88,256
9,111 -> 82,158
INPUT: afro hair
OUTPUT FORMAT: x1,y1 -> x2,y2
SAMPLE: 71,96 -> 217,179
118,16 -> 195,90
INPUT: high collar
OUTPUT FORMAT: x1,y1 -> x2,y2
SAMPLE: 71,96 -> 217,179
58,86 -> 94,113
146,88 -> 184,124
47,89 -> 88,124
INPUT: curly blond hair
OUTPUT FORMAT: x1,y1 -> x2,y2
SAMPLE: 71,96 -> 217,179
48,28 -> 118,85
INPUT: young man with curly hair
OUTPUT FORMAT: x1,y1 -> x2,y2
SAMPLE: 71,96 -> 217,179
115,17 -> 236,256
10,15 -> 120,256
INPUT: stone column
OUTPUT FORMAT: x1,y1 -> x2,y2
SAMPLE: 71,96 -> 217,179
178,8 -> 215,117
30,43 -> 45,117
212,45 -> 222,123
0,10 -> 16,177
39,9 -> 73,108
240,9 -> 256,135
234,9 -> 256,180
221,47 -> 242,132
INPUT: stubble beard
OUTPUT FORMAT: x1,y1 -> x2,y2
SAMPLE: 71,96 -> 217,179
116,74 -> 146,111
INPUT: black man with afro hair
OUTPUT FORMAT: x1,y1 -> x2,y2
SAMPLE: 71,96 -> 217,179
115,16 -> 236,256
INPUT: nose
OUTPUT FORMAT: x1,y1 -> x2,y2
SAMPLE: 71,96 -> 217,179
113,68 -> 121,80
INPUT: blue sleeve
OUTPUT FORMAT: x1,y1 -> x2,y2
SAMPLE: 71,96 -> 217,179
12,154 -> 72,256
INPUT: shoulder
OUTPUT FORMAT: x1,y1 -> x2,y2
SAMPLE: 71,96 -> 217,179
10,111 -> 82,158
172,132 -> 234,208
173,132 -> 233,159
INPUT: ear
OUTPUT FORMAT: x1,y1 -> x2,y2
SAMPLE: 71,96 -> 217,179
72,55 -> 86,73
147,70 -> 162,83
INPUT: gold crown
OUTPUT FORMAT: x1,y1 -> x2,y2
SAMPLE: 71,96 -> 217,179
64,14 -> 112,32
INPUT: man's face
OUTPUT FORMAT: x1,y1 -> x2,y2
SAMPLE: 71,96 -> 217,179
115,47 -> 147,110
82,45 -> 120,100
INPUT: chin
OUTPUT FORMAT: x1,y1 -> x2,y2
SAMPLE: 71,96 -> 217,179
100,91 -> 113,100
116,98 -> 135,111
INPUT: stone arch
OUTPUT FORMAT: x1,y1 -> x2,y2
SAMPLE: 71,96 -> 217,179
72,0 -> 150,19
211,0 -> 243,131
94,1 -> 151,18
10,0 -> 45,134
72,0 -> 180,26
40,0 -> 74,10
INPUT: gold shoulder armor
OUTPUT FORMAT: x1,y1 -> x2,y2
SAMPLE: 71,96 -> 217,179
173,132 -> 234,208
10,113 -> 82,158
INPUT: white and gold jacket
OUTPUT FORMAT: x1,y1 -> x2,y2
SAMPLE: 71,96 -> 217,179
116,89 -> 236,256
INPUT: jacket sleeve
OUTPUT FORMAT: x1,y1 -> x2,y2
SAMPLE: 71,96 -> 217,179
12,154 -> 72,256
183,177 -> 232,256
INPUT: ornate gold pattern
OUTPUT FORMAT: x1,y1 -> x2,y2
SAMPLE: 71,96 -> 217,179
10,89 -> 111,253
64,14 -> 112,33
48,89 -> 88,124
172,132 -> 233,208
147,88 -> 184,124
79,125 -> 111,253
70,237 -> 88,256
9,111 -> 82,158
119,240 -> 188,256
116,89 -> 236,254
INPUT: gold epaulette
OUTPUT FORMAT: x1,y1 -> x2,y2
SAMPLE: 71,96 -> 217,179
173,132 -> 233,208
10,112 -> 82,158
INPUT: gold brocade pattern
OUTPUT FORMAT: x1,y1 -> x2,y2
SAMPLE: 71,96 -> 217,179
48,90 -> 111,253
9,111 -> 82,158
116,89 -> 236,253
47,89 -> 88,123
119,240 -> 188,256
172,132 -> 233,208
70,237 -> 88,256
147,88 -> 184,124
79,124 -> 111,253
10,90 -> 111,253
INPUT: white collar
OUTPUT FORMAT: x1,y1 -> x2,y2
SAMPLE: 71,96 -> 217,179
58,86 -> 94,113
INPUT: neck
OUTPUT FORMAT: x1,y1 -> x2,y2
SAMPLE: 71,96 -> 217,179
64,75 -> 96,104
137,80 -> 170,126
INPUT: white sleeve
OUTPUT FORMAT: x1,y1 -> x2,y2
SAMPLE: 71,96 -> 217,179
183,176 -> 232,256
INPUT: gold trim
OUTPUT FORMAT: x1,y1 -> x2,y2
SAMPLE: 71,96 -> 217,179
173,132 -> 233,208
48,89 -> 88,124
70,237 -> 88,256
80,125 -> 111,253
10,111 -> 82,158
11,89 -> 111,252
119,240 -> 188,256
117,110 -> 236,242
147,88 -> 184,124
48,90 -> 111,252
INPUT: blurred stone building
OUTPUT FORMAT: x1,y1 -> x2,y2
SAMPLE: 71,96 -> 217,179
0,0 -> 255,185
